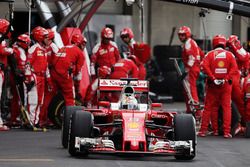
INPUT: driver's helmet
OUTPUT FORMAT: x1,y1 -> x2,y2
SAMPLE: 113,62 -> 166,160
121,86 -> 138,109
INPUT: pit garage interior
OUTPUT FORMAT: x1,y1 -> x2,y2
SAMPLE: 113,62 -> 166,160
1,0 -> 250,102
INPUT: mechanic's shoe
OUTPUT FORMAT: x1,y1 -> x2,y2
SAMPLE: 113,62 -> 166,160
23,124 -> 34,130
211,131 -> 219,136
0,125 -> 10,131
9,121 -> 21,128
233,124 -> 242,136
33,124 -> 47,132
223,133 -> 232,138
197,131 -> 206,137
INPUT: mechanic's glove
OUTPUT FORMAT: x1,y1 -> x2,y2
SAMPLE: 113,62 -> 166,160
241,69 -> 249,77
227,79 -> 233,85
74,81 -> 81,96
213,79 -> 225,85
180,71 -> 188,80
0,63 -> 4,70
90,63 -> 96,76
26,80 -> 35,92
68,67 -> 73,76
47,78 -> 54,92
15,68 -> 24,78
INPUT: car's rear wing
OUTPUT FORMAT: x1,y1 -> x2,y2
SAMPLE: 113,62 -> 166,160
98,79 -> 149,92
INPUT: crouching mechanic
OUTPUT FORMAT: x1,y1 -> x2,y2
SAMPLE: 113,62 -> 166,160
0,18 -> 13,131
127,55 -> 146,80
50,34 -> 85,106
198,35 -> 238,138
109,58 -> 139,79
84,66 -> 111,107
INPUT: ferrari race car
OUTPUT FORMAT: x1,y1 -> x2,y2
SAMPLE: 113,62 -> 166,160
63,79 -> 197,160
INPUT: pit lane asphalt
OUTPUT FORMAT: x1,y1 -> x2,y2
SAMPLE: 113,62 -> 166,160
0,103 -> 249,167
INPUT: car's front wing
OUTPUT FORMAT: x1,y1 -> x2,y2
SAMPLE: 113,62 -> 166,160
74,137 -> 193,156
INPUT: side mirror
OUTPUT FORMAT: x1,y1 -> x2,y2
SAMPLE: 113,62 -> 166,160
151,103 -> 163,109
98,101 -> 110,108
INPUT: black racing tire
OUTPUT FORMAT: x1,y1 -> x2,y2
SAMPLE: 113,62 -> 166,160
61,106 -> 85,149
68,110 -> 93,156
48,92 -> 82,128
174,114 -> 196,160
48,93 -> 64,128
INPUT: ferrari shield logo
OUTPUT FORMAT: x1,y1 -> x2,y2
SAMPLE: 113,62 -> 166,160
218,61 -> 225,67
128,122 -> 139,129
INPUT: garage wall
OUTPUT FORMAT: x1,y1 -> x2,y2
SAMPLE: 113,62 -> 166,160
200,10 -> 232,39
0,2 -> 10,20
150,1 -> 201,47
240,16 -> 250,43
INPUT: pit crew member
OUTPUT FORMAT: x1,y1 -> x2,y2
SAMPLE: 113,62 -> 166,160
9,34 -> 31,126
0,18 -> 12,131
198,34 -> 238,138
227,35 -> 249,126
50,34 -> 85,106
90,27 -> 120,78
178,26 -> 201,115
27,26 -> 51,127
109,58 -> 139,79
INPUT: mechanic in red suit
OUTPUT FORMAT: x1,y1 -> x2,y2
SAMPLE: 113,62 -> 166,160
198,34 -> 238,138
0,19 -> 12,131
39,29 -> 59,127
120,27 -> 136,58
9,34 -> 31,126
127,55 -> 146,80
50,34 -> 85,106
84,66 -> 111,107
110,58 -> 139,79
120,28 -> 147,80
27,26 -> 52,127
178,26 -> 201,114
90,27 -> 120,77
242,73 -> 250,125
70,34 -> 87,96
227,35 -> 249,126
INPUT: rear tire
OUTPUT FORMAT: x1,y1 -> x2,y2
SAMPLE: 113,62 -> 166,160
174,114 -> 196,160
61,106 -> 84,148
68,111 -> 93,156
48,93 -> 82,128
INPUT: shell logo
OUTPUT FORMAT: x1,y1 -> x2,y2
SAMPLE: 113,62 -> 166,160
218,61 -> 225,67
128,122 -> 139,129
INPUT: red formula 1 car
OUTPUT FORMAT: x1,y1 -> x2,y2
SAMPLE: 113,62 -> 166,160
66,79 -> 196,160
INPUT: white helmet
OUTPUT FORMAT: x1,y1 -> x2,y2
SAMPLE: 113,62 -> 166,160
121,86 -> 138,109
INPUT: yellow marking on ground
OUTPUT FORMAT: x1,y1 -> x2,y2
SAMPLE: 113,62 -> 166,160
0,158 -> 54,162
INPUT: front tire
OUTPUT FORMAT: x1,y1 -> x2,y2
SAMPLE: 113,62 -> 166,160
174,114 -> 196,160
68,110 -> 93,156
61,106 -> 85,148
